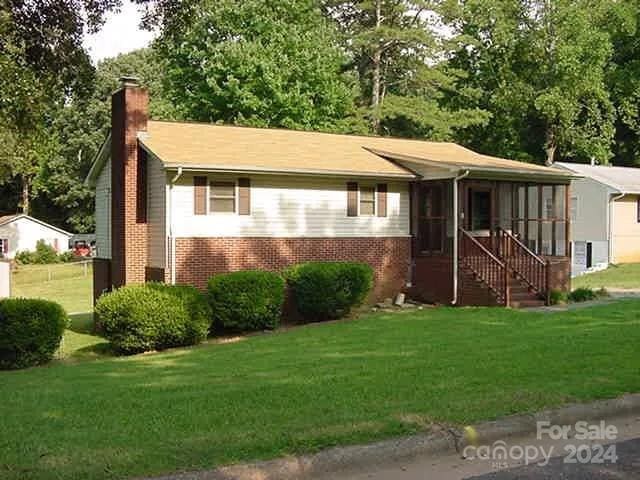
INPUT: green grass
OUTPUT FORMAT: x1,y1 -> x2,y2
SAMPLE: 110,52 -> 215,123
572,263 -> 640,290
1,301 -> 639,479
11,263 -> 93,313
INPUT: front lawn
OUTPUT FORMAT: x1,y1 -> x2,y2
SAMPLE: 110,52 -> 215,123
572,263 -> 640,290
1,301 -> 639,480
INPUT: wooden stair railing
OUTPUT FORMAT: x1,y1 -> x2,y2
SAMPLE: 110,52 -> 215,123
459,228 -> 510,306
496,227 -> 549,303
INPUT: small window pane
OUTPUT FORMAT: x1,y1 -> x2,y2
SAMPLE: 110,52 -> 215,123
542,186 -> 553,219
556,222 -> 567,256
555,185 -> 566,220
211,198 -> 235,213
541,221 -> 552,255
360,186 -> 375,215
210,181 -> 236,213
360,200 -> 375,215
528,186 -> 538,219
211,182 -> 235,197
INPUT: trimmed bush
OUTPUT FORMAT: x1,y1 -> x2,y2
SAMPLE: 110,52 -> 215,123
285,261 -> 374,321
207,271 -> 285,332
147,282 -> 212,339
0,298 -> 68,369
568,287 -> 598,303
95,283 -> 210,354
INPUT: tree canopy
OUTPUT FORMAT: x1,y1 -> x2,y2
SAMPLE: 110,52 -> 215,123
2,0 -> 640,231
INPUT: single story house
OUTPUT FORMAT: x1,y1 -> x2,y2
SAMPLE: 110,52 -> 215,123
0,214 -> 72,259
557,162 -> 640,275
87,77 -> 575,307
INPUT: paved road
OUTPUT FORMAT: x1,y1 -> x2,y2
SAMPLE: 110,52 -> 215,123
468,438 -> 640,479
325,414 -> 640,480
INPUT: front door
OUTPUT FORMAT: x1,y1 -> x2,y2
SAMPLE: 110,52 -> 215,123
467,188 -> 492,231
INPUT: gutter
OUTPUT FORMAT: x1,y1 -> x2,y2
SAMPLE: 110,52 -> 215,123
608,192 -> 625,265
451,169 -> 470,305
168,167 -> 183,285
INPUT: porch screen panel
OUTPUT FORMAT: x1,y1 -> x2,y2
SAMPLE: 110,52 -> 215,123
499,183 -> 512,231
554,185 -> 567,256
508,183 -> 567,256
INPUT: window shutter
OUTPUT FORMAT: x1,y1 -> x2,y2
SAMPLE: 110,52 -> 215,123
347,182 -> 358,216
194,176 -> 207,215
2,239 -> 7,254
376,183 -> 387,217
238,178 -> 251,215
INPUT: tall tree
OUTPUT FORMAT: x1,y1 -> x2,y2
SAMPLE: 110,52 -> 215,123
444,0 -> 616,164
38,48 -> 176,232
155,0 -> 357,131
326,0 -> 489,138
606,0 -> 640,166
0,0 -> 119,214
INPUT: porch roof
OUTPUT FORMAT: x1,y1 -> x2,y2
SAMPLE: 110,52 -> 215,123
368,148 -> 574,182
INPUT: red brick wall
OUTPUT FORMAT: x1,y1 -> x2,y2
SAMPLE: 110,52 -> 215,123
110,84 -> 149,288
411,255 -> 453,304
173,237 -> 411,301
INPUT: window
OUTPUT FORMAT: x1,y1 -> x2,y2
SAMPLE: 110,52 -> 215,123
359,185 -> 375,216
637,197 -> 640,223
570,197 -> 578,222
0,238 -> 7,256
209,181 -> 236,213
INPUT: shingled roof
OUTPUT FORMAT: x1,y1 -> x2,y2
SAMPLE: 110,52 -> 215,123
138,120 -> 570,179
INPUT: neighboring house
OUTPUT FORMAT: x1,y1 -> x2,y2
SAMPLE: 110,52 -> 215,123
557,162 -> 640,275
0,214 -> 72,259
86,77 -> 575,307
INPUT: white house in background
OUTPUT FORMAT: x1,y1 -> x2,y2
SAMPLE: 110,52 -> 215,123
556,162 -> 640,276
0,214 -> 72,259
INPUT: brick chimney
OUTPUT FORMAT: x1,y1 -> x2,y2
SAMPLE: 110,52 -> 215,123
110,76 -> 149,287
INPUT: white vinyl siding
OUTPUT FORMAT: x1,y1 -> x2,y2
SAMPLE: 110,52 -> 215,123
170,173 -> 410,238
94,157 -> 111,259
147,154 -> 166,268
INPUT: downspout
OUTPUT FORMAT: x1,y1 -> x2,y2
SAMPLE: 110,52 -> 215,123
451,169 -> 471,305
608,192 -> 625,266
168,167 -> 183,285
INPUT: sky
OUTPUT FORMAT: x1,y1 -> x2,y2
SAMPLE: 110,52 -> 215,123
83,0 -> 155,64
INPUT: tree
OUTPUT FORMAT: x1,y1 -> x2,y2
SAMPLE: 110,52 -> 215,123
325,0 -> 489,138
606,0 -> 640,166
0,0 -> 120,214
155,0 -> 357,131
444,0 -> 616,164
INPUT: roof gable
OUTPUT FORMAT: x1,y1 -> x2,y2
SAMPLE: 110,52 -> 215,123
0,214 -> 72,236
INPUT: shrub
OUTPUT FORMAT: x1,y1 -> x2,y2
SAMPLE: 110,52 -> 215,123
95,284 -> 210,354
15,240 -> 70,264
568,287 -> 598,303
147,282 -> 212,340
285,261 -> 374,321
548,289 -> 567,305
57,251 -> 76,263
0,298 -> 67,369
207,271 -> 285,332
